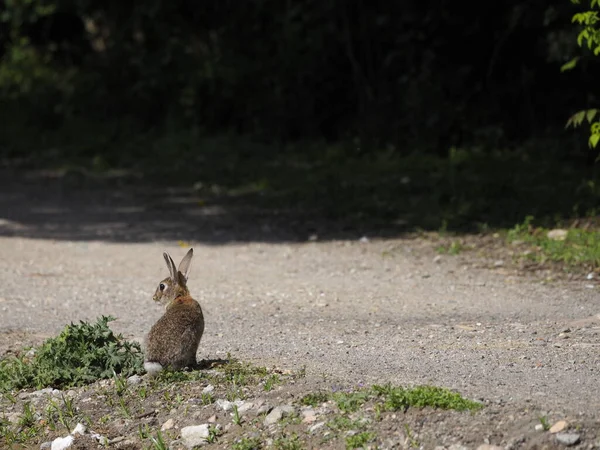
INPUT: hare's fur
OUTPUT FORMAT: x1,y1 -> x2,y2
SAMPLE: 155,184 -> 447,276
144,249 -> 204,374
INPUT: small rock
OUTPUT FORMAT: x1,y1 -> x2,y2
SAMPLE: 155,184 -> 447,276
547,229 -> 568,241
180,424 -> 210,448
256,404 -> 271,415
216,399 -> 234,411
555,433 -> 580,446
126,375 -> 142,386
534,424 -> 544,432
40,442 -> 52,449
309,421 -> 325,433
476,445 -> 503,450
359,236 -> 369,243
161,418 -> 175,431
433,255 -> 442,263
493,260 -> 504,267
587,272 -> 594,280
6,412 -> 21,424
549,420 -> 568,433
202,384 -> 214,394
71,423 -> 86,436
264,405 -> 295,426
302,411 -> 317,424
207,415 -> 217,423
51,435 -> 74,450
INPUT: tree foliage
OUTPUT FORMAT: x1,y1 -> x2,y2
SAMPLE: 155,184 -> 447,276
0,0 -> 597,153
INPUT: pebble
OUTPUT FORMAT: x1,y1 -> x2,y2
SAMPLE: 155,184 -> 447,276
301,408 -> 317,424
555,433 -> 581,446
180,424 -> 210,448
549,420 -> 568,433
71,423 -> 86,436
216,399 -> 244,411
161,418 -> 175,430
534,424 -> 544,431
202,384 -> 214,394
126,375 -> 143,386
476,445 -> 503,450
236,402 -> 254,415
50,435 -> 74,450
264,405 -> 295,426
309,421 -> 325,433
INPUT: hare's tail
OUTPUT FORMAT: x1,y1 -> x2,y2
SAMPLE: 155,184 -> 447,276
144,361 -> 163,376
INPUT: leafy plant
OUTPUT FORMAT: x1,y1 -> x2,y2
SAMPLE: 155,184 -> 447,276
372,384 -> 482,411
333,390 -> 371,413
0,316 -> 144,392
564,0 -> 600,149
300,392 -> 330,407
232,437 -> 262,450
346,431 -> 376,449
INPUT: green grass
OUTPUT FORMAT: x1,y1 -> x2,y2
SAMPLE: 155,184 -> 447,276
346,431 -> 376,449
508,216 -> 600,267
232,437 -> 262,450
372,384 -> 483,411
300,392 -> 330,407
333,390 -> 370,413
0,316 -> 143,392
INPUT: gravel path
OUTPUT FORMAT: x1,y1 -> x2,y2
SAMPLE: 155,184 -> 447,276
1,170 -> 599,421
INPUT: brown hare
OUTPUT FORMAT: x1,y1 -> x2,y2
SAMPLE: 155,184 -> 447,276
144,248 -> 204,375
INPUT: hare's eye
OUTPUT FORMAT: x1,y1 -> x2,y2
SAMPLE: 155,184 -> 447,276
159,283 -> 166,291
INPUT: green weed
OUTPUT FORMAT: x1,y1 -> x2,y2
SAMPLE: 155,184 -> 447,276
232,437 -> 262,450
508,216 -> 600,267
0,316 -> 143,392
372,384 -> 482,411
300,392 -> 330,407
333,390 -> 370,413
346,431 -> 376,449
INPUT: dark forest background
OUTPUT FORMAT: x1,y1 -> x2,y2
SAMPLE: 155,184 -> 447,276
1,0 -> 600,232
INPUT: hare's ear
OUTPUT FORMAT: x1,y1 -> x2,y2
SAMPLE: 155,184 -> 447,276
178,248 -> 194,281
163,252 -> 178,281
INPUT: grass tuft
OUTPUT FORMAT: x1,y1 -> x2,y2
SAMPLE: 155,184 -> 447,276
372,384 -> 482,411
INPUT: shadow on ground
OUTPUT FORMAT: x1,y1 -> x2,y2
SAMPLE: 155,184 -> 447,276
1,138 -> 599,244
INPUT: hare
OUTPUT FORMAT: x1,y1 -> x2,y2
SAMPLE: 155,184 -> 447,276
144,248 -> 204,375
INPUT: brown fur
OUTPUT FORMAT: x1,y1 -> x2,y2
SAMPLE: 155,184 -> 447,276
144,249 -> 204,371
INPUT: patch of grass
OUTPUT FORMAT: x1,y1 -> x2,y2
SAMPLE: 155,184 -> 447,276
150,430 -> 168,450
508,216 -> 600,267
0,316 -> 143,392
327,415 -> 364,432
539,415 -> 551,431
333,390 -> 370,413
372,384 -> 482,411
218,358 -> 269,386
263,374 -> 280,392
300,391 -> 330,407
232,404 -> 242,426
273,433 -> 302,450
436,240 -> 464,255
232,437 -> 263,450
346,431 -> 376,449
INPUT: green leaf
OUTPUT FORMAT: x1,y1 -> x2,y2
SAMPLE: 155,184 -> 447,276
587,109 -> 599,123
589,133 -> 600,148
560,57 -> 579,72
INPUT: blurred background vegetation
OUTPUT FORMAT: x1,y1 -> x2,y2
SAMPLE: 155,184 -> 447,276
1,0 -> 600,232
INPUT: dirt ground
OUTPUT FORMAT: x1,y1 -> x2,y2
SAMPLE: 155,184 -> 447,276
0,170 -> 599,449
